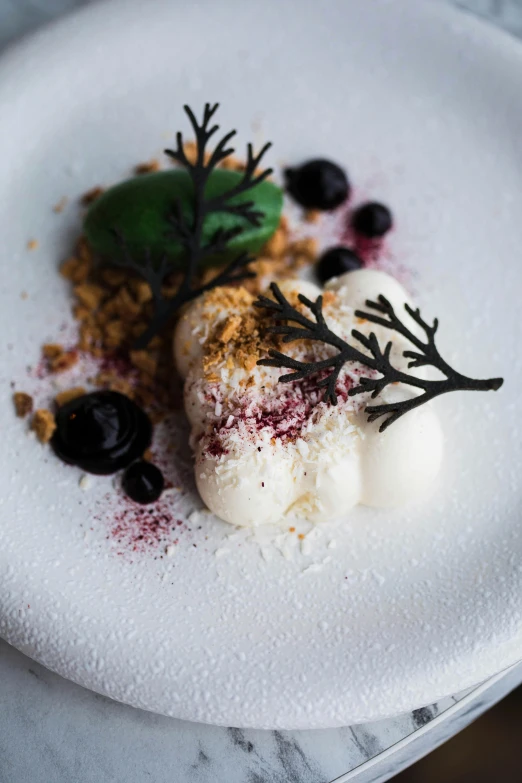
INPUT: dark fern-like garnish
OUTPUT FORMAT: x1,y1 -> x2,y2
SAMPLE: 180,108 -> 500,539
110,103 -> 273,348
255,283 -> 376,406
255,283 -> 503,432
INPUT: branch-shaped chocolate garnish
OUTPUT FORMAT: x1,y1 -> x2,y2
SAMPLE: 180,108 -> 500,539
111,229 -> 255,347
255,283 -> 376,405
256,284 -> 503,432
112,103 -> 273,348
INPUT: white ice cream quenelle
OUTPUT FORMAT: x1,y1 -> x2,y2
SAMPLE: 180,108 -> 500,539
174,269 -> 443,527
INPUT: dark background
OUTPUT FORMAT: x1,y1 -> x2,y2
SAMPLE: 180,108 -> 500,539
393,684 -> 522,783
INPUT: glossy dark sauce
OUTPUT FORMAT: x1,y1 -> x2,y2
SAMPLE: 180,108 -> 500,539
52,391 -> 152,475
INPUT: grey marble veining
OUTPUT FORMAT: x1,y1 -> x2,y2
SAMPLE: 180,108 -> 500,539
2,637 -> 521,783
2,1 -> 522,782
2,637 -> 516,783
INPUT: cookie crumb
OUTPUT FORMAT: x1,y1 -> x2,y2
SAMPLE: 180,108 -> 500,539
129,350 -> 157,377
55,387 -> 86,407
50,350 -> 79,374
79,474 -> 91,491
31,409 -> 56,443
100,268 -> 126,287
219,155 -> 245,172
135,159 -> 160,174
304,209 -> 321,224
42,343 -> 64,359
74,283 -> 106,310
42,344 -> 78,373
53,197 -> 68,214
182,140 -> 211,166
20,291 -> 28,300
289,237 -> 318,260
60,256 -> 91,284
13,392 -> 33,418
81,186 -> 105,206
129,279 -> 153,304
217,315 -> 242,344
27,239 -> 38,251
264,228 -> 287,258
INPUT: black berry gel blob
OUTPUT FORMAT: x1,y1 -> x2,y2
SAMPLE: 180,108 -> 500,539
352,202 -> 393,238
317,246 -> 363,283
51,391 -> 152,475
284,159 -> 350,210
122,460 -> 165,504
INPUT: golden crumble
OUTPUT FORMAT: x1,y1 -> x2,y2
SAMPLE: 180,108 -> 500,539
129,350 -> 157,377
60,256 -> 91,284
135,159 -> 160,175
201,286 -> 279,377
13,392 -> 33,418
55,387 -> 86,407
100,268 -> 126,287
217,315 -> 242,343
288,237 -> 318,260
42,343 -> 64,359
31,409 -> 56,443
73,283 -> 106,310
304,209 -> 321,224
50,350 -> 79,373
263,228 -> 287,258
53,197 -> 68,214
81,186 -> 105,206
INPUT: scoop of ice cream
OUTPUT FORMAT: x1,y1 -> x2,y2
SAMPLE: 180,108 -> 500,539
173,269 -> 443,527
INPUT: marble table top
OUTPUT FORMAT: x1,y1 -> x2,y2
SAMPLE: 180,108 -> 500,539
1,1 -> 522,782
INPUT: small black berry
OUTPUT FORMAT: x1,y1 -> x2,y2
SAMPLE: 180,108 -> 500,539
122,460 -> 165,504
316,246 -> 363,283
285,159 -> 350,210
351,202 -> 393,238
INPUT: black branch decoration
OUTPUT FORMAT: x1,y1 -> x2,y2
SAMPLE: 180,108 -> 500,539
110,103 -> 273,349
255,284 -> 503,432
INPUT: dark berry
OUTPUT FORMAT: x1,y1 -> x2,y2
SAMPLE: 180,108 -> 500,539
351,202 -> 393,238
51,391 -> 152,475
284,159 -> 350,210
317,246 -> 363,283
122,460 -> 164,504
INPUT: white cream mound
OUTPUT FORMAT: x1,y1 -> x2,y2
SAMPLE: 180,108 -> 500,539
173,269 -> 443,527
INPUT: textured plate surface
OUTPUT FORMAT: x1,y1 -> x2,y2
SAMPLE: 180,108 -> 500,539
0,0 -> 521,729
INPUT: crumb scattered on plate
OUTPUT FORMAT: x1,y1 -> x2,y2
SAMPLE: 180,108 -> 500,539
31,409 -> 56,443
13,391 -> 33,418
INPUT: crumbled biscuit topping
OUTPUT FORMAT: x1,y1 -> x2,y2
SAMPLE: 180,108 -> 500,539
200,286 -> 278,376
31,409 -> 56,443
13,391 -> 33,418
81,186 -> 105,206
55,387 -> 86,407
135,159 -> 160,175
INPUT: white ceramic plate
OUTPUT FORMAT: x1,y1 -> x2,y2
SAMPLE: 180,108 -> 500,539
1,0 -> 521,730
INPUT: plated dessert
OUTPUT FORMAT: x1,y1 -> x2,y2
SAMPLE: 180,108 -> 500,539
14,103 -> 503,533
175,270 -> 445,527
